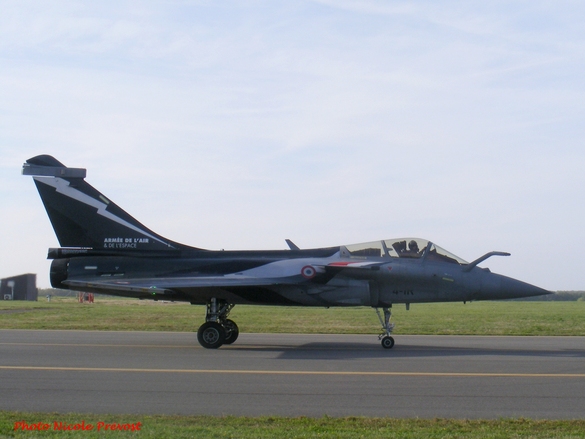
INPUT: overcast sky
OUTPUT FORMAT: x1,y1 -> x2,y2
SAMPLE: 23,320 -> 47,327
1,1 -> 584,290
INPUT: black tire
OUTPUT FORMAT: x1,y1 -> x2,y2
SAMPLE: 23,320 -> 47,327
197,322 -> 226,349
223,319 -> 239,345
381,336 -> 395,349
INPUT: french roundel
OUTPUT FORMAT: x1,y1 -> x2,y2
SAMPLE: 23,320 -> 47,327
301,265 -> 317,279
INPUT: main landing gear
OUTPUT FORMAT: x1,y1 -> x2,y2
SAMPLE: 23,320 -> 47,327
374,306 -> 395,349
197,298 -> 239,349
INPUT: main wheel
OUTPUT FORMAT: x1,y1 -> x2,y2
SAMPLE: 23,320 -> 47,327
381,336 -> 395,349
197,322 -> 226,349
223,319 -> 239,345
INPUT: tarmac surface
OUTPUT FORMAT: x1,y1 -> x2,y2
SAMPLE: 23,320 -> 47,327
1,330 -> 584,418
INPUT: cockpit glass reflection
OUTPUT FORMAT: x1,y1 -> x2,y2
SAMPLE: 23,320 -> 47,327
345,238 -> 468,265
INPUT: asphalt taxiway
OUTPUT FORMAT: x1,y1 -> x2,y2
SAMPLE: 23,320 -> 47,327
1,330 -> 584,418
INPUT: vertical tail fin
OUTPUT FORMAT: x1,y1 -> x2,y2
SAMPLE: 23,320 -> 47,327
23,155 -> 194,252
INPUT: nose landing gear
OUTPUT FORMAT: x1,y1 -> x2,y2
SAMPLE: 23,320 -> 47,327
375,306 -> 395,349
197,298 -> 238,349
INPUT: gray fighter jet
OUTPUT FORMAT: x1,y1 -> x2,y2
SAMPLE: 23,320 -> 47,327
23,155 -> 550,349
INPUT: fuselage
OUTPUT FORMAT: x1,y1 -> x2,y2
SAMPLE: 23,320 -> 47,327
49,238 -> 549,307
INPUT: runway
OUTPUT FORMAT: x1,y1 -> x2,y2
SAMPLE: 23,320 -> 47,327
1,330 -> 584,418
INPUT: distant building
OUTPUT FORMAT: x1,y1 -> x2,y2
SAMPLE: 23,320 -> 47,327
0,274 -> 38,301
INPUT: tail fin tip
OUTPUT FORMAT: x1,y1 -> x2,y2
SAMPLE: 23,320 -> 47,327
23,155 -> 86,179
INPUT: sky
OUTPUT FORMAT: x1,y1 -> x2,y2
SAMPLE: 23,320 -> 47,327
1,1 -> 584,290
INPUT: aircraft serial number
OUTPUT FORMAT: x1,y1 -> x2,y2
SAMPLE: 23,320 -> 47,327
392,290 -> 414,295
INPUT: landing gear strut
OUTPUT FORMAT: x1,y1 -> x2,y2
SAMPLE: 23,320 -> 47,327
374,306 -> 395,349
197,298 -> 238,349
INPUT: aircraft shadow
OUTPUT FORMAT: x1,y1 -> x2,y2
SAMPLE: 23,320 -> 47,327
229,342 -> 585,361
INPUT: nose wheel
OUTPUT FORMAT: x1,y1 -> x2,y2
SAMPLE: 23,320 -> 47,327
381,335 -> 395,349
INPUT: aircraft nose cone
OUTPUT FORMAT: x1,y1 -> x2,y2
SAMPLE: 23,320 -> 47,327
501,276 -> 551,299
481,274 -> 551,300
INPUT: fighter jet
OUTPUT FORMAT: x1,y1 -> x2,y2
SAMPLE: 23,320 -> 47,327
23,155 -> 550,349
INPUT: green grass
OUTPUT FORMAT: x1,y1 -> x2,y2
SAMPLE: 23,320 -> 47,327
2,413 -> 585,439
1,297 -> 584,335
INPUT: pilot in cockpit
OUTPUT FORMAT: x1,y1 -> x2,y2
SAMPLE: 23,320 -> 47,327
392,240 -> 423,258
405,240 -> 421,257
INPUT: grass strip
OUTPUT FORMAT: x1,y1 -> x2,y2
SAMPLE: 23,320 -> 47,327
2,413 -> 585,439
1,299 -> 584,336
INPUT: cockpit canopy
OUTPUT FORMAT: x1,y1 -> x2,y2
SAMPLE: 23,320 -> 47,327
345,238 -> 468,265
